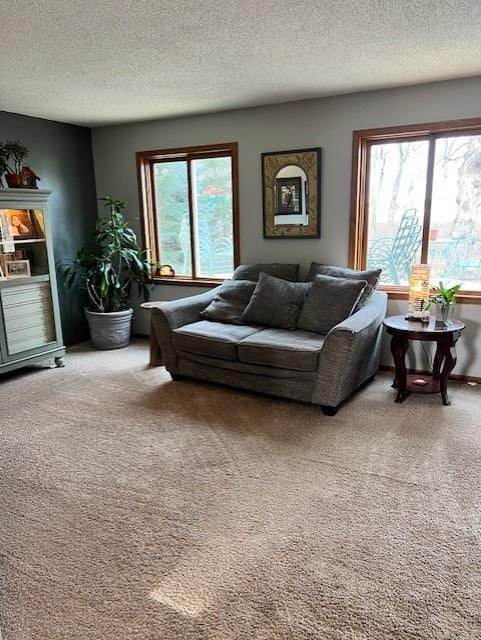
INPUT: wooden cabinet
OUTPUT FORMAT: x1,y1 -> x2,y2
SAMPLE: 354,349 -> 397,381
0,189 -> 65,373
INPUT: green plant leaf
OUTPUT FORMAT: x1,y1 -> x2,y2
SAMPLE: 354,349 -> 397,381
63,196 -> 155,311
429,280 -> 462,306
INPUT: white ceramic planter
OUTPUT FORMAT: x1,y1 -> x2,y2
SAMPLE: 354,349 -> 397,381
85,308 -> 133,350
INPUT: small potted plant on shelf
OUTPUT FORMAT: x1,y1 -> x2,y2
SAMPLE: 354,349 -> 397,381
429,281 -> 461,325
0,140 -> 30,188
62,196 -> 157,350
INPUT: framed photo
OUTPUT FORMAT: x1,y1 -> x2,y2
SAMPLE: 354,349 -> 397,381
275,177 -> 302,214
2,209 -> 37,240
31,209 -> 46,238
6,259 -> 31,279
262,147 -> 321,238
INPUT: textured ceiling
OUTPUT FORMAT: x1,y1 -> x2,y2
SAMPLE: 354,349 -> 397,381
1,0 -> 480,127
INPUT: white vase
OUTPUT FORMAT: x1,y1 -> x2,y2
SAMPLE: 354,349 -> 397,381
435,302 -> 453,325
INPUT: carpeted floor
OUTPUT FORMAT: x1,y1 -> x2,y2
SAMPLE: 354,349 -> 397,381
1,341 -> 480,639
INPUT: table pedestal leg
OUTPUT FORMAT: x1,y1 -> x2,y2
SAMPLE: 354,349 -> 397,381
432,343 -> 445,382
391,334 -> 409,403
436,341 -> 457,406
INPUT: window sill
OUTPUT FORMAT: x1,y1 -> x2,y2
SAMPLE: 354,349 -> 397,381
151,276 -> 223,288
380,286 -> 481,305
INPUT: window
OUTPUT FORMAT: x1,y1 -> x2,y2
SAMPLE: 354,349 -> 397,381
137,143 -> 239,284
350,118 -> 481,302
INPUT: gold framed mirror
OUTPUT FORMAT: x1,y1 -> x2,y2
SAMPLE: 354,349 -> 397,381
262,147 -> 321,238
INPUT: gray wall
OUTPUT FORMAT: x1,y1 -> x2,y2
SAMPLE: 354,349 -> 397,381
0,111 -> 98,344
92,76 -> 481,377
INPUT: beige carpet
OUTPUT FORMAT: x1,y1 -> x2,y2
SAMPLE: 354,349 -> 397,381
1,341 -> 480,639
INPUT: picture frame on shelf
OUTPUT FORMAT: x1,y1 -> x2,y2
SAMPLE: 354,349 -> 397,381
5,259 -> 31,279
31,209 -> 46,238
0,213 -> 14,252
0,209 -> 37,240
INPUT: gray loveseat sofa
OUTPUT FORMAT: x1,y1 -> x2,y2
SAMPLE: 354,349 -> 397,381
152,264 -> 387,415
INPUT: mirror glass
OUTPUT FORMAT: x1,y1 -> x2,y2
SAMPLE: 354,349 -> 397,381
273,165 -> 308,226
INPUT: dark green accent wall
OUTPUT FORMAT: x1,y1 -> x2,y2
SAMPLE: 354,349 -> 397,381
0,111 -> 97,345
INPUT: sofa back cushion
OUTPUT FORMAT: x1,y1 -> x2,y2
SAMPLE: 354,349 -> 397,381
306,263 -> 381,310
200,280 -> 256,325
233,263 -> 300,282
241,272 -> 309,330
297,274 -> 367,334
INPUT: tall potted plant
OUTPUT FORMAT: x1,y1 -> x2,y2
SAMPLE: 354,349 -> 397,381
63,196 -> 155,349
0,140 -> 29,188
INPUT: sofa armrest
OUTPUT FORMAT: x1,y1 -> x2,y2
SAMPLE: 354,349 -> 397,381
328,290 -> 387,337
151,287 -> 222,373
152,287 -> 222,331
314,291 -> 388,407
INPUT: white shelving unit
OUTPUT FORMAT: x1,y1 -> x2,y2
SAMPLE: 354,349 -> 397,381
0,189 -> 65,373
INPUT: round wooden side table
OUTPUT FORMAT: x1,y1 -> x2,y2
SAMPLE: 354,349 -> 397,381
383,316 -> 465,406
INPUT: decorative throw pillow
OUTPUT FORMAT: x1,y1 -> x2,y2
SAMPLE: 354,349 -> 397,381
241,272 -> 309,330
306,263 -> 381,310
200,280 -> 256,325
297,274 -> 368,335
233,263 -> 300,282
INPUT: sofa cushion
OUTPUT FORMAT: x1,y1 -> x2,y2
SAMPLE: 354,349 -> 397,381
241,272 -> 309,330
297,274 -> 367,335
200,280 -> 256,325
306,263 -> 381,310
173,321 -> 262,361
238,328 -> 325,372
233,263 -> 300,282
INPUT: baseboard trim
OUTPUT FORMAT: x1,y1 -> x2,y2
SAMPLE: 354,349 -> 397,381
132,333 -> 149,340
379,364 -> 481,385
